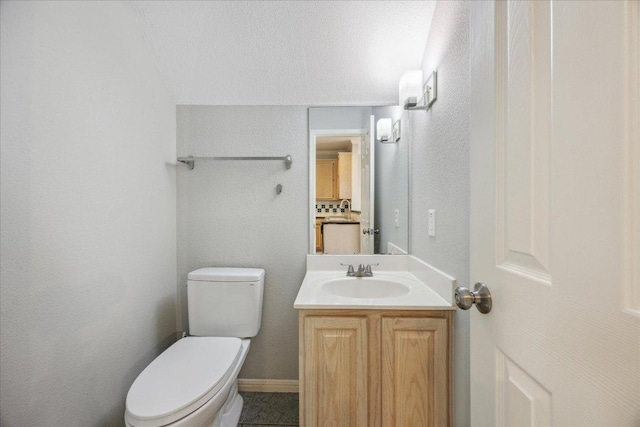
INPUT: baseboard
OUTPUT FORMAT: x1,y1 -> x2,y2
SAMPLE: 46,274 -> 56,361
237,379 -> 299,393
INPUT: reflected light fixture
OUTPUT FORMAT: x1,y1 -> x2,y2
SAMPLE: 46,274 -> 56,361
393,120 -> 401,142
399,70 -> 437,110
376,118 -> 393,143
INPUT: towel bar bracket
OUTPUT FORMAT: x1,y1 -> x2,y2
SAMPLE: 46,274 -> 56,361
178,157 -> 195,170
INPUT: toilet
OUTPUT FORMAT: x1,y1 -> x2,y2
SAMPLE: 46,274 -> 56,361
125,267 -> 265,427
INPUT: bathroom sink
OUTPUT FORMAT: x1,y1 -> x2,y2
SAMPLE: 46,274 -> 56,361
321,277 -> 411,299
293,257 -> 456,310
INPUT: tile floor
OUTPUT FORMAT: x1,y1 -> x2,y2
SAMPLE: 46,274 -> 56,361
238,392 -> 299,427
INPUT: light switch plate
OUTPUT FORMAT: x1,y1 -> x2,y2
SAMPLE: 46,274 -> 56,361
428,209 -> 436,236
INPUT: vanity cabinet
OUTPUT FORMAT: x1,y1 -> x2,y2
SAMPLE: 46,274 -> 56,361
316,159 -> 337,200
299,310 -> 452,427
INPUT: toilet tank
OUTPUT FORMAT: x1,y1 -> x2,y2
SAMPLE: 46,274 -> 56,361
187,267 -> 265,338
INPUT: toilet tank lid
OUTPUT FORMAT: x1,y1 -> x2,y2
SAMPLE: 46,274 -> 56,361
188,267 -> 265,282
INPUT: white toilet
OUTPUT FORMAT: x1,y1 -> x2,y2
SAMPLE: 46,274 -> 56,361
125,267 -> 265,427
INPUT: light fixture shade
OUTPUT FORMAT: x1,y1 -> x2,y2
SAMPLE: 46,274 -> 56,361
399,70 -> 423,109
376,118 -> 392,143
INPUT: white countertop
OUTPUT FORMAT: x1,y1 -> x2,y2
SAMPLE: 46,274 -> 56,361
294,255 -> 456,310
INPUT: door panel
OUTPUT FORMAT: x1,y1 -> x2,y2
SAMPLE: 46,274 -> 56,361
360,115 -> 375,254
495,350 -> 551,427
498,0 -> 551,282
623,0 -> 640,315
470,1 -> 640,426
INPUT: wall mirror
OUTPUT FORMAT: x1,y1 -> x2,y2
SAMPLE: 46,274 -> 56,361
309,106 -> 410,255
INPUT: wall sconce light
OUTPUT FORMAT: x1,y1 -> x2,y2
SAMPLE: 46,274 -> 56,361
399,70 -> 437,111
376,118 -> 393,143
376,118 -> 401,144
392,120 -> 401,142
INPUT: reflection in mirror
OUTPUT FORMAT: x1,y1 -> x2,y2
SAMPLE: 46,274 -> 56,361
309,106 -> 409,255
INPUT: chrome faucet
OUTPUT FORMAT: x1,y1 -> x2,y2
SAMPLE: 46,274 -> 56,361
341,263 -> 378,277
339,199 -> 351,220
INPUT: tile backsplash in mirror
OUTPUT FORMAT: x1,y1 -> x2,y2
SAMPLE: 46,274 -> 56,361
315,201 -> 348,217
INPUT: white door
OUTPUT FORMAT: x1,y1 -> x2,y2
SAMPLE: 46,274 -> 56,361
469,1 -> 639,426
360,115 -> 375,254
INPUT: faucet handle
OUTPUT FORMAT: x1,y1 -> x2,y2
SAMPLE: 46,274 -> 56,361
365,263 -> 378,276
340,263 -> 355,276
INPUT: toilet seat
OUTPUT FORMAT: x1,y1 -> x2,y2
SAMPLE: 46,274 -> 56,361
125,337 -> 242,427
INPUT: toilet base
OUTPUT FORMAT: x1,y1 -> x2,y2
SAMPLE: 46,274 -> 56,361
217,382 -> 243,427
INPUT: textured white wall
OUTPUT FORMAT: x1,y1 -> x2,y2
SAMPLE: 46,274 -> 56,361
177,106 -> 308,380
0,2 -> 177,425
408,2 -> 471,426
126,1 -> 436,106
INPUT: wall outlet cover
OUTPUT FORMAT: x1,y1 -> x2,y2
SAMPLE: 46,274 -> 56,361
428,209 -> 436,236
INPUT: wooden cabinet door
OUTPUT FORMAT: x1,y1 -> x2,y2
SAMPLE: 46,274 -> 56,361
316,159 -> 337,200
303,316 -> 369,427
381,317 -> 448,427
338,152 -> 352,199
315,219 -> 323,253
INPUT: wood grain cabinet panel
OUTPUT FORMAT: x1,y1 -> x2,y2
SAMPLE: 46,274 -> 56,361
338,152 -> 352,200
299,310 -> 451,427
303,316 -> 369,427
381,317 -> 448,427
316,159 -> 337,200
315,218 -> 323,253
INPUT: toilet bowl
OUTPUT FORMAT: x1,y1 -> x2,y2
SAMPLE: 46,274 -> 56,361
125,268 -> 265,427
125,337 -> 250,427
